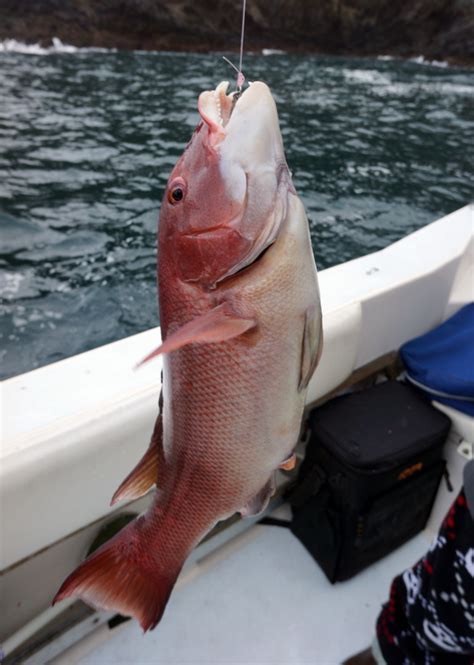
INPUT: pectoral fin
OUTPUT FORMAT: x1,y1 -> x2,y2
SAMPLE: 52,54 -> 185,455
299,304 -> 323,391
137,302 -> 256,367
111,392 -> 164,506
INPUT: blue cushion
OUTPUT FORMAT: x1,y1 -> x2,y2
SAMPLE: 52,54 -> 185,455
400,303 -> 474,416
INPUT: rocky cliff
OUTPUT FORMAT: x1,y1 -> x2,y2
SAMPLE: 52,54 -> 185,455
1,0 -> 473,64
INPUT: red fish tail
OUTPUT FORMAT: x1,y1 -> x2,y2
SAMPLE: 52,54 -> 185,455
53,515 -> 183,632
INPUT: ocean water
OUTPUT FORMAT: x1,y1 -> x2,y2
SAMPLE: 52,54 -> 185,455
0,45 -> 473,379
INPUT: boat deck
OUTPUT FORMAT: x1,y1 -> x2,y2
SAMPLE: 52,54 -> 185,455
35,425 -> 469,665
8,402 -> 464,665
43,508 -> 429,665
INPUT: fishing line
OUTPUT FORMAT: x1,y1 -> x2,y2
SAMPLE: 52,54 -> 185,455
237,0 -> 247,88
222,0 -> 247,92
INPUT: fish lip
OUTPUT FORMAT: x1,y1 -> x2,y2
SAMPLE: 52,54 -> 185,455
198,81 -> 238,133
198,81 -> 259,133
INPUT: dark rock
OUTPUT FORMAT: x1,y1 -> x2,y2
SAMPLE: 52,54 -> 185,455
0,0 -> 472,65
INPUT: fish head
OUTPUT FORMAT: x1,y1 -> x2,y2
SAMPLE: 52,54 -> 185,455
160,81 -> 291,289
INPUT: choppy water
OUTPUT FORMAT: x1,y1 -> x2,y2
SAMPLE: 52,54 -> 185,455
1,46 -> 473,379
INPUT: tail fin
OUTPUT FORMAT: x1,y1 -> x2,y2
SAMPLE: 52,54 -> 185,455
53,517 -> 181,631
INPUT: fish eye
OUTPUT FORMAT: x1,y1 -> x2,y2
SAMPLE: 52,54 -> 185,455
167,178 -> 186,205
171,188 -> 183,203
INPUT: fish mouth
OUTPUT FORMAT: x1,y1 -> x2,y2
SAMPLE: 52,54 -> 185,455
198,80 -> 287,179
198,81 -> 237,131
198,80 -> 278,134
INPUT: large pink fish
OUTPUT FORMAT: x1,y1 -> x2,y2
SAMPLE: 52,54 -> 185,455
54,80 -> 322,631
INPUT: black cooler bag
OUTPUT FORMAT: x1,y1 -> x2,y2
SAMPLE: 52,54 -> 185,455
290,380 -> 451,582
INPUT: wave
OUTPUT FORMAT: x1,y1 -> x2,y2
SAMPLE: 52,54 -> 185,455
341,67 -> 472,96
378,54 -> 450,68
409,55 -> 449,68
0,37 -> 115,55
262,49 -> 286,56
382,81 -> 474,96
343,69 -> 392,86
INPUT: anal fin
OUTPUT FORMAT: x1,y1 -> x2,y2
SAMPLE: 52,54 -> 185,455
111,405 -> 163,506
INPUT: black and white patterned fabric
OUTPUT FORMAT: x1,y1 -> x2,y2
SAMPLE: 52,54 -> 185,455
376,468 -> 474,665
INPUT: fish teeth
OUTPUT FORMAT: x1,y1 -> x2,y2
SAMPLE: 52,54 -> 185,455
214,90 -> 223,125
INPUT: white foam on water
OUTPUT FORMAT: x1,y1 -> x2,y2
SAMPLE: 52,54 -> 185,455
0,38 -> 50,54
0,272 -> 25,299
262,48 -> 286,56
376,81 -> 474,97
410,55 -> 449,68
425,82 -> 473,95
343,69 -> 392,86
0,37 -> 115,55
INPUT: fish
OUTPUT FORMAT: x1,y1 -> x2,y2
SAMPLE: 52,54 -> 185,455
53,80 -> 322,631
